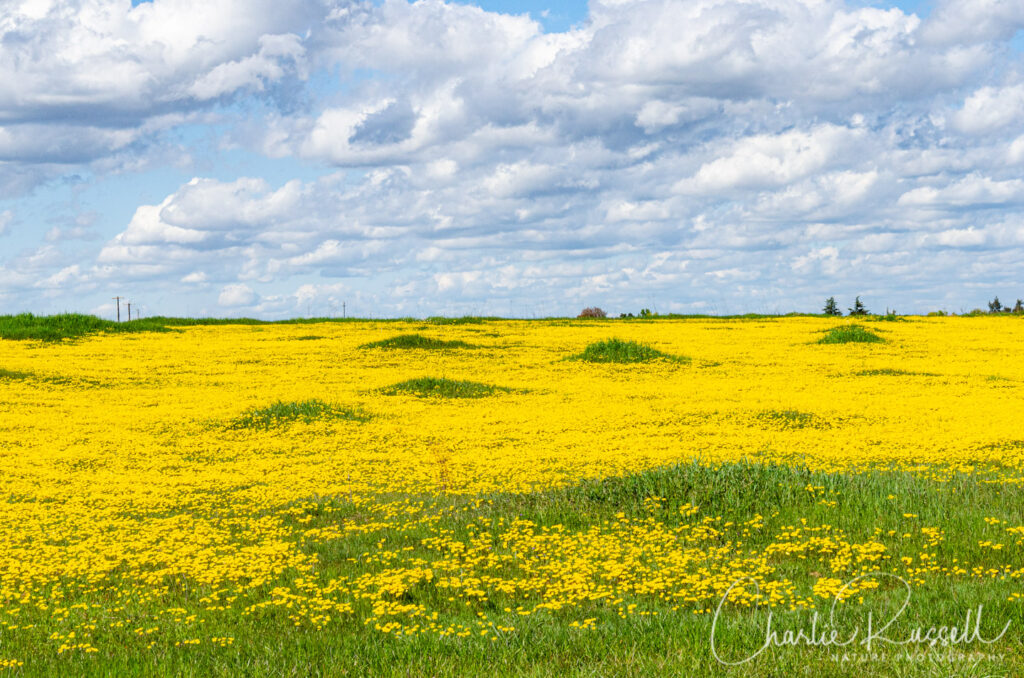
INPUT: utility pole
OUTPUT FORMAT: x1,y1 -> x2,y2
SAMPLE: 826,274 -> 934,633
113,296 -> 122,322
343,302 -> 346,319
127,302 -> 132,322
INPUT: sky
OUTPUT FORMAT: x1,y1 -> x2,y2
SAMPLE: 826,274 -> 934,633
1,0 -> 1022,319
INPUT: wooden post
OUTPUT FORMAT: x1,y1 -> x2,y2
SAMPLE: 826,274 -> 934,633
112,296 -> 122,322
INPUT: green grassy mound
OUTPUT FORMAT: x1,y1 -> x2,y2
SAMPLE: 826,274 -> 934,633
566,338 -> 688,363
817,324 -> 884,344
228,399 -> 369,430
381,377 -> 511,398
360,334 -> 474,350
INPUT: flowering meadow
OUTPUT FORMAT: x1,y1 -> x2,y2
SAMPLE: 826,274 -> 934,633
0,316 -> 1022,676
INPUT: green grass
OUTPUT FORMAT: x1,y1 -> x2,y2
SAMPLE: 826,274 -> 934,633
566,338 -> 688,363
426,316 -> 501,325
360,334 -> 475,350
0,313 -> 174,342
816,324 -> 884,344
289,335 -> 324,341
0,313 -> 437,341
12,459 -> 1022,677
380,377 -> 511,398
0,367 -> 33,380
228,399 -> 369,430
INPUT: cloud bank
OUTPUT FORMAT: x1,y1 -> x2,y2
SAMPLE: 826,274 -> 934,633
1,0 -> 1023,316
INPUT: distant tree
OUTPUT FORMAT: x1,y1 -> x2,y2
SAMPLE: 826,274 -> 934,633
578,307 -> 607,318
823,297 -> 841,316
639,308 -> 653,318
988,297 -> 1003,313
848,296 -> 869,316
1014,299 -> 1024,314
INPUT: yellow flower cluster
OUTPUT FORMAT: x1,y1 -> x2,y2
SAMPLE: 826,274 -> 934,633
0,316 -> 1021,657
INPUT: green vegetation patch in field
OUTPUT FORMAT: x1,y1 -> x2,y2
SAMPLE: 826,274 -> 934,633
359,333 -> 474,350
0,366 -> 104,387
979,439 -> 1024,452
426,316 -> 500,325
280,459 -> 1023,677
0,313 -> 173,342
8,458 -> 1024,677
855,368 -> 938,376
228,399 -> 369,430
0,313 -> 463,342
755,409 -> 822,429
381,377 -> 511,398
816,324 -> 884,344
566,338 -> 688,363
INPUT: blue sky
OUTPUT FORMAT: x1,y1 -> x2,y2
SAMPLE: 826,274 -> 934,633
1,0 -> 1023,319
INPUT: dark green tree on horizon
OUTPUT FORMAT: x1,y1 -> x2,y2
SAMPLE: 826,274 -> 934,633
823,297 -> 841,316
848,296 -> 868,316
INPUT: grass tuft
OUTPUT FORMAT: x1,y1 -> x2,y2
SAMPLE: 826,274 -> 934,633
381,377 -> 511,398
816,324 -> 884,344
228,399 -> 369,430
566,338 -> 688,363
0,367 -> 33,380
360,334 -> 474,350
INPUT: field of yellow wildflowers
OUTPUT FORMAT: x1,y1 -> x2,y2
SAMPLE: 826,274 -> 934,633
0,315 -> 1022,676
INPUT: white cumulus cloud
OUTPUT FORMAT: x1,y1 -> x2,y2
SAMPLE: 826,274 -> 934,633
218,283 -> 256,307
